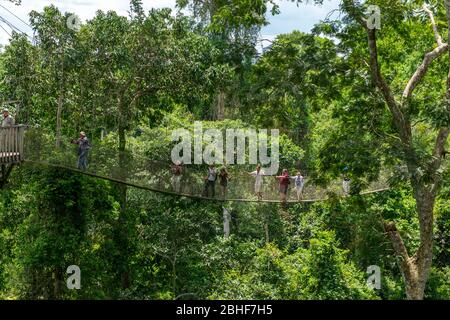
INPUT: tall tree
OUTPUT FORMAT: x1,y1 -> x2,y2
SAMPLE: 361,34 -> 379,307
317,0 -> 449,299
246,31 -> 339,150
29,6 -> 79,147
0,33 -> 37,123
176,0 -> 278,119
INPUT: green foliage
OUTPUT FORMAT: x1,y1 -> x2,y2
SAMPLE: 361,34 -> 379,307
0,0 -> 448,301
425,267 -> 450,300
208,232 -> 378,300
0,166 -> 118,299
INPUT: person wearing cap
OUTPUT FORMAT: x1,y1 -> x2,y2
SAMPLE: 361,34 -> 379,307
71,131 -> 91,171
2,108 -> 15,127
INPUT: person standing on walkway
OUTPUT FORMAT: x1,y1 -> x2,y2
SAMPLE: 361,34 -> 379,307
203,165 -> 217,198
171,161 -> 183,193
2,108 -> 15,127
342,166 -> 350,196
71,131 -> 91,171
276,169 -> 290,202
248,164 -> 265,200
218,167 -> 230,199
1,108 -> 15,151
293,171 -> 305,201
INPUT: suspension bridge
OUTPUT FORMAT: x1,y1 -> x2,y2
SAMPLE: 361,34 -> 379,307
0,125 -> 390,202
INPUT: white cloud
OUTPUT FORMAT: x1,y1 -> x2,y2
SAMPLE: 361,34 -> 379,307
0,0 -> 178,45
0,0 -> 340,46
261,0 -> 340,38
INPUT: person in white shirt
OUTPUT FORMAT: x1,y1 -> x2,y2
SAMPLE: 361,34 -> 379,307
203,165 -> 217,198
293,171 -> 305,201
248,164 -> 265,200
342,166 -> 350,196
343,177 -> 350,196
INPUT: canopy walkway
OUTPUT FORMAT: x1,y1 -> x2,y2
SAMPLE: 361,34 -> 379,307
0,125 -> 26,164
0,125 -> 26,187
1,126 -> 391,203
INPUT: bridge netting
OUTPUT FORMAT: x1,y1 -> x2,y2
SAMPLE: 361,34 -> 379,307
21,127 -> 390,202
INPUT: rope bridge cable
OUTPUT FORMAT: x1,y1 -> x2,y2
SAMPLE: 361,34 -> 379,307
24,160 -> 391,204
21,127 -> 392,203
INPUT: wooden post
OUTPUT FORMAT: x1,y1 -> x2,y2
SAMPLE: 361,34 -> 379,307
223,207 -> 231,238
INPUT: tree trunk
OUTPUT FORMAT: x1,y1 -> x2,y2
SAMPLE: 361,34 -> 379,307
213,90 -> 226,120
386,182 -> 436,300
117,102 -> 128,216
56,48 -> 65,148
56,88 -> 63,148
264,223 -> 269,243
172,258 -> 177,299
408,185 -> 435,300
117,98 -> 130,290
52,267 -> 63,300
117,97 -> 128,204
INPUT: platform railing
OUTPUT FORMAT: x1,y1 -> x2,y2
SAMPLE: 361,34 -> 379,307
0,125 -> 26,164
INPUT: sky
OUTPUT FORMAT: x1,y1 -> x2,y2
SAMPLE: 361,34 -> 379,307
0,0 -> 340,46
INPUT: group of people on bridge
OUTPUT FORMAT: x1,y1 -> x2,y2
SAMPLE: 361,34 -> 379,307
171,162 -> 308,202
2,110 -> 353,200
171,162 -> 352,201
64,130 -> 347,201
3,109 -> 353,201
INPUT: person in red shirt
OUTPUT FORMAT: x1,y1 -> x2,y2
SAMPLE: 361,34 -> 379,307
276,169 -> 291,202
171,161 -> 183,193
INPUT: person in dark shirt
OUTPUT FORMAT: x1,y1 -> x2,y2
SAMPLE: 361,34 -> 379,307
71,131 -> 91,171
218,167 -> 230,199
203,165 -> 217,198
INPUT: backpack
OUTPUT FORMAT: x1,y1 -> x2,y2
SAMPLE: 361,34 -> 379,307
173,165 -> 181,175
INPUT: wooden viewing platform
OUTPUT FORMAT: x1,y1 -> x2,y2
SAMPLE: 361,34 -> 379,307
0,125 -> 26,187
0,125 -> 393,200
0,125 -> 26,164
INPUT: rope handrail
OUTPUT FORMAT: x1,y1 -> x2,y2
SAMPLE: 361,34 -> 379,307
0,125 -> 395,201
20,128 -> 391,202
25,160 -> 391,203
